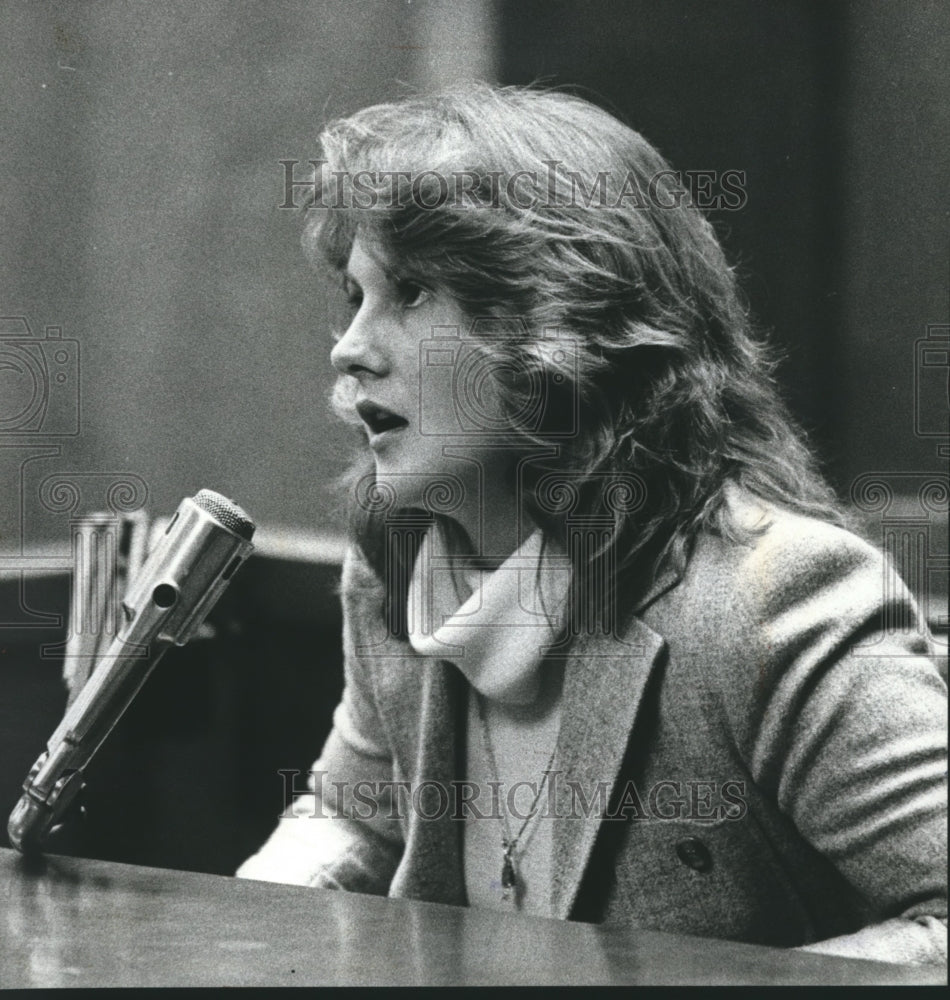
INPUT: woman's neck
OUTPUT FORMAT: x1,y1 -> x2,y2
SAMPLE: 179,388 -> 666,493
441,475 -> 532,572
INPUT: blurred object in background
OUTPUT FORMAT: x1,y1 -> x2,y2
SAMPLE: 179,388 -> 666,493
61,510 -> 149,708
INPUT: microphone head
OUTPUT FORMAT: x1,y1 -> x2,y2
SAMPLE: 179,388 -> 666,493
192,489 -> 255,541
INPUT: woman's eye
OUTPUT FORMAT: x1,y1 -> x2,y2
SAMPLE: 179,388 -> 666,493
340,275 -> 362,313
397,281 -> 430,309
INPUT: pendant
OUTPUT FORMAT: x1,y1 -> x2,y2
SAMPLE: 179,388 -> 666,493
501,844 -> 516,898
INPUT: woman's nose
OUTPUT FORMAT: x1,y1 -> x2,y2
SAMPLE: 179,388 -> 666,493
330,314 -> 388,377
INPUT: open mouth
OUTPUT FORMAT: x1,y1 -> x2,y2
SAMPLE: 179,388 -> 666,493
356,400 -> 409,438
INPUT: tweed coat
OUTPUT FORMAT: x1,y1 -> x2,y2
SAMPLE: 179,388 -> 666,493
238,493 -> 947,965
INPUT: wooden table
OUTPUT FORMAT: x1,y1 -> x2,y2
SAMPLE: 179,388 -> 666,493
0,848 -> 942,987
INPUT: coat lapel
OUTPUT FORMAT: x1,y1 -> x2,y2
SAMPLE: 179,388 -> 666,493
373,650 -> 467,906
368,598 -> 669,917
551,615 -> 667,919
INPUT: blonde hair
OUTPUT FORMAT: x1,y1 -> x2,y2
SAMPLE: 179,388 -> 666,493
305,84 -> 844,628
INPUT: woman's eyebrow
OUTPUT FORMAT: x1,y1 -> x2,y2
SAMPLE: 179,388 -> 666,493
341,251 -> 419,290
360,245 -> 409,285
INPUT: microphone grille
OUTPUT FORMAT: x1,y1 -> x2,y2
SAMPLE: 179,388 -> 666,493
192,489 -> 256,540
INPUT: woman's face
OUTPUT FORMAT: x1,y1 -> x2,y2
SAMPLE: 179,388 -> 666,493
330,234 -> 516,523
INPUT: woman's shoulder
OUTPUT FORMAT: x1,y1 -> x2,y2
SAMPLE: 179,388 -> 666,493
653,485 -> 900,642
702,485 -> 883,589
642,486 -> 940,732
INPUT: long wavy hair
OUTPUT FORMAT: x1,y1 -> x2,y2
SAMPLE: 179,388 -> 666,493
304,83 -> 845,634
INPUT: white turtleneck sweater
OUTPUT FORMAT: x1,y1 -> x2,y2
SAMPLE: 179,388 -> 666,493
407,524 -> 571,916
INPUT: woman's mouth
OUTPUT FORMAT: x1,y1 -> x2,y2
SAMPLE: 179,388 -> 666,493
356,400 -> 409,446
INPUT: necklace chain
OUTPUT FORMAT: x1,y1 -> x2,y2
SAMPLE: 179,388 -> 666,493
475,693 -> 558,900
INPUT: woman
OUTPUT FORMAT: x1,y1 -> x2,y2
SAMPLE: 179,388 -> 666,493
238,84 -> 946,964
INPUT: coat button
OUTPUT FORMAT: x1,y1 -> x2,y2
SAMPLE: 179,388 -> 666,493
676,837 -> 713,873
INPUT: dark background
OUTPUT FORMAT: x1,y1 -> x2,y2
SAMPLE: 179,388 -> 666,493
0,0 -> 946,873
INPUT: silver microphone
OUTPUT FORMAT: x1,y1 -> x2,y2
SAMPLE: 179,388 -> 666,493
7,489 -> 255,854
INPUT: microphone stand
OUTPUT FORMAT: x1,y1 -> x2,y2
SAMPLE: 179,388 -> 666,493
7,490 -> 254,854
